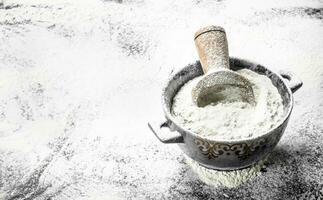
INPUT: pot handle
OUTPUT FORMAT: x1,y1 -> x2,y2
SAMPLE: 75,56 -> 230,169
279,71 -> 303,93
148,120 -> 184,144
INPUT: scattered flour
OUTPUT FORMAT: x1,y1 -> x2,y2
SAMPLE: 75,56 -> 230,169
185,154 -> 268,188
0,0 -> 321,199
172,69 -> 284,140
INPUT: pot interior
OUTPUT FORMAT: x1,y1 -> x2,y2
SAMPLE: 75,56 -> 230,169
163,58 -> 292,123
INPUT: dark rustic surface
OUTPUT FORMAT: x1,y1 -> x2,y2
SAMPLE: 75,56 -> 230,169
0,0 -> 322,199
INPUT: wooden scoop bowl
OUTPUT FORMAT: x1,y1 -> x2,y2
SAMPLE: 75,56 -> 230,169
192,26 -> 256,107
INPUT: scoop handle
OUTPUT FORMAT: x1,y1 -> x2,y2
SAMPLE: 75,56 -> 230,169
194,26 -> 230,74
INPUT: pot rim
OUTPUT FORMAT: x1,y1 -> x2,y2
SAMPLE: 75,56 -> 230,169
161,57 -> 294,143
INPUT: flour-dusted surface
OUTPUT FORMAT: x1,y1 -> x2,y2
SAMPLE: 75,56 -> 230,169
0,0 -> 323,199
172,69 -> 284,140
185,155 -> 268,188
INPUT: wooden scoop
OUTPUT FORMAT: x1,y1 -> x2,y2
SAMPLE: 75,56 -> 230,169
192,26 -> 256,107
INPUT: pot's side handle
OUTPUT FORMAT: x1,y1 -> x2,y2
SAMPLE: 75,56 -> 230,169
148,120 -> 184,144
279,71 -> 303,93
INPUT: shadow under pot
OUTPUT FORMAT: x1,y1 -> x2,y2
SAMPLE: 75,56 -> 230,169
148,57 -> 302,170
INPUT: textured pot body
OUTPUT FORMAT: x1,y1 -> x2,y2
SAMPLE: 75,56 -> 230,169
149,57 -> 302,170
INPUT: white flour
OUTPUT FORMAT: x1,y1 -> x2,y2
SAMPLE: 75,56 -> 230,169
172,69 -> 284,140
185,155 -> 268,188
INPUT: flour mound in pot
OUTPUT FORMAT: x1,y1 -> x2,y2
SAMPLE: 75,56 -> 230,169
171,69 -> 284,140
